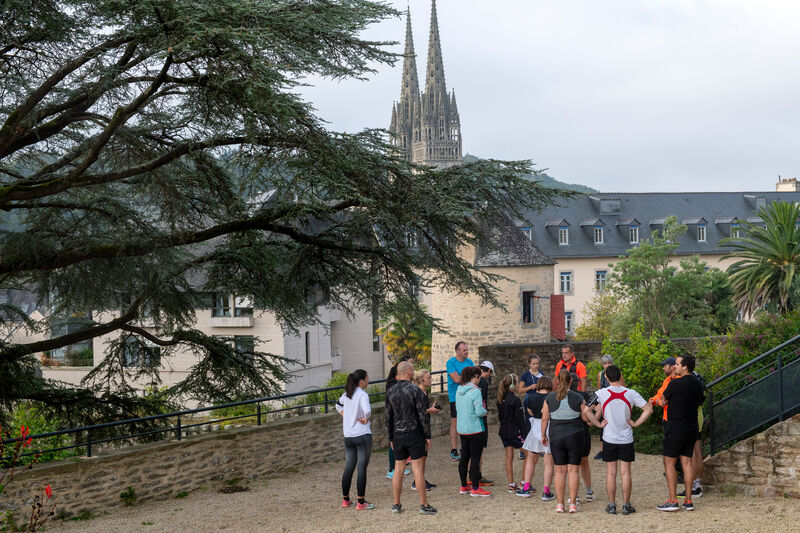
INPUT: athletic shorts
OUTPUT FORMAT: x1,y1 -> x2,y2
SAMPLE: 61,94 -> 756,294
450,402 -> 457,419
602,440 -> 635,463
550,432 -> 584,466
662,430 -> 698,459
582,427 -> 591,457
393,433 -> 426,462
500,435 -> 524,449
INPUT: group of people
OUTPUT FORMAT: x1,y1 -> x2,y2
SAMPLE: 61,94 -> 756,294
335,341 -> 706,516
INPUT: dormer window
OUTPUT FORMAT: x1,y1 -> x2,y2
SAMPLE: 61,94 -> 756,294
731,223 -> 741,238
629,225 -> 639,244
594,226 -> 604,244
521,226 -> 532,240
559,227 -> 569,245
697,224 -> 707,242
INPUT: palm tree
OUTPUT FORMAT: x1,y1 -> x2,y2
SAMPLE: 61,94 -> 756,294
722,201 -> 800,315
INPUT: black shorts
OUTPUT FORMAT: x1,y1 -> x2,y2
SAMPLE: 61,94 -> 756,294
450,401 -> 457,419
550,432 -> 584,466
582,427 -> 591,457
393,433 -> 426,462
602,440 -> 635,463
662,430 -> 698,458
500,435 -> 524,449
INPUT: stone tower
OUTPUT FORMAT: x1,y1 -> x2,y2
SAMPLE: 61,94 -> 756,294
389,1 -> 462,168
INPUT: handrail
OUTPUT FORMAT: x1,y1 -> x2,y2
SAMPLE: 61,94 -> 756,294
2,369 -> 448,459
706,332 -> 800,388
707,333 -> 800,455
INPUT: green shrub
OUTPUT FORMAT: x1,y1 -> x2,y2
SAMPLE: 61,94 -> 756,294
64,348 -> 93,366
305,372 -> 350,409
10,403 -> 81,465
120,486 -> 137,506
600,322 -> 676,398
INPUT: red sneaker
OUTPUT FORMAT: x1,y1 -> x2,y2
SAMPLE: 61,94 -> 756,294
459,486 -> 470,495
470,487 -> 492,497
342,499 -> 353,508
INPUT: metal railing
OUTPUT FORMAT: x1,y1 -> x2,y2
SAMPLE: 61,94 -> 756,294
2,370 -> 448,461
707,333 -> 800,455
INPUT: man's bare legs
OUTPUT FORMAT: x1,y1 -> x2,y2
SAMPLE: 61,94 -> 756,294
411,457 -> 427,506
449,417 -> 458,451
605,460 -> 618,504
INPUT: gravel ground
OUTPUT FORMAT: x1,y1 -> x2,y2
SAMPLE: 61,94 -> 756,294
50,434 -> 799,533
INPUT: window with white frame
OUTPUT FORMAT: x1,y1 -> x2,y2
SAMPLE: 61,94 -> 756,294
629,225 -> 639,244
558,226 -> 569,245
594,226 -> 604,244
564,311 -> 573,333
521,226 -> 532,240
595,270 -> 607,292
731,223 -> 741,238
212,293 -> 253,317
559,272 -> 572,294
697,224 -> 707,242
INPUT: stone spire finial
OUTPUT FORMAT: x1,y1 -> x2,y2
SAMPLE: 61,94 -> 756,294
450,90 -> 459,122
424,0 -> 447,96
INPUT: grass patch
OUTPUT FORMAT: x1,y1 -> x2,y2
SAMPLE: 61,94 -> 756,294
175,491 -> 189,499
142,521 -> 154,526
68,510 -> 101,521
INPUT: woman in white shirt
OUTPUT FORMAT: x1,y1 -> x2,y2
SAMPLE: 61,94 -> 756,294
336,369 -> 374,510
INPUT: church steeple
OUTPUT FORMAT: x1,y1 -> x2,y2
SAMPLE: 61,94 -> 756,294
424,0 -> 447,97
390,1 -> 461,168
400,8 -> 420,104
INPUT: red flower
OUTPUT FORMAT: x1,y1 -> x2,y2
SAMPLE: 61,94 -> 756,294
45,485 -> 52,498
25,437 -> 33,448
20,425 -> 29,438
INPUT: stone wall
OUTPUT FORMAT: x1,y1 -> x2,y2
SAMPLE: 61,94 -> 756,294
703,414 -> 800,498
431,265 -> 554,372
476,337 -> 708,382
0,393 -> 450,521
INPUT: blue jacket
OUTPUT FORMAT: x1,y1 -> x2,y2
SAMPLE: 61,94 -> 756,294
456,382 -> 487,435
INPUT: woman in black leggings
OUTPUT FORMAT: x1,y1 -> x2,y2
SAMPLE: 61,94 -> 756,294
336,369 -> 374,510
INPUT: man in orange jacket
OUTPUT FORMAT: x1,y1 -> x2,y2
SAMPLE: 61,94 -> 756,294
649,357 -> 676,420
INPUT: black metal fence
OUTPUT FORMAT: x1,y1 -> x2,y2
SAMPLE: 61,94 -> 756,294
2,370 -> 448,461
707,333 -> 800,455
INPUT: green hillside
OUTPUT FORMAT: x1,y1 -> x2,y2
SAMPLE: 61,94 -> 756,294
463,154 -> 596,193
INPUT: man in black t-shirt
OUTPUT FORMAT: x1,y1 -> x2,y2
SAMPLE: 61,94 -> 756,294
657,354 -> 703,512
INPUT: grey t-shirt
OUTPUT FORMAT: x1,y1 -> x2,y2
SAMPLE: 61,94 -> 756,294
545,390 -> 585,441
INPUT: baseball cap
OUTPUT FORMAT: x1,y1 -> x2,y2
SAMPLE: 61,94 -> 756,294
480,360 -> 494,372
659,357 -> 677,366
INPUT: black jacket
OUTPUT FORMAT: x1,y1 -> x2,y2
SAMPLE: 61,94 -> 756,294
497,393 -> 525,439
386,380 -> 431,441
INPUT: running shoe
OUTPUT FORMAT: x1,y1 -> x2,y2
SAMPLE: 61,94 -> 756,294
568,503 -> 578,513
593,451 -> 604,460
507,483 -> 518,493
555,503 -> 565,513
678,486 -> 703,498
567,497 -> 580,506
657,500 -> 680,512
585,490 -> 595,502
385,470 -> 394,479
459,486 -> 470,495
605,503 -> 616,514
519,451 -> 525,460
391,503 -> 402,514
621,502 -> 636,515
449,450 -> 461,461
411,480 -> 434,492
342,498 -> 353,508
419,504 -> 437,515
478,478 -> 494,486
515,487 -> 531,498
683,500 -> 695,511
541,491 -> 555,501
470,487 -> 492,497
356,501 -> 375,510
403,468 -> 411,476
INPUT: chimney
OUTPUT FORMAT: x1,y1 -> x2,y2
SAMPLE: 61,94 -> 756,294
776,177 -> 800,192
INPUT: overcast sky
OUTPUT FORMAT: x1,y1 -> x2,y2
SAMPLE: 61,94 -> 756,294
299,1 -> 800,193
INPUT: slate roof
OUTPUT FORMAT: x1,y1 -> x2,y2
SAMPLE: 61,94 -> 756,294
520,191 -> 800,258
474,215 -> 555,267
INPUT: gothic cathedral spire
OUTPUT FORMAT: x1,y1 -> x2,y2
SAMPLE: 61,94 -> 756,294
389,1 -> 461,168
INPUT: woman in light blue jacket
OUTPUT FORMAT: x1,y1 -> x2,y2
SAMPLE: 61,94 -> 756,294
456,366 -> 491,496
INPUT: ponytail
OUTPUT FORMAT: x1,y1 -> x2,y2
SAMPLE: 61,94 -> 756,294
345,369 -> 368,399
555,371 -> 572,401
496,373 -> 518,405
